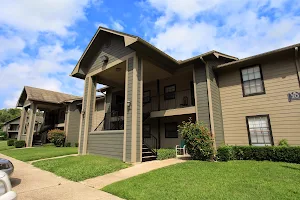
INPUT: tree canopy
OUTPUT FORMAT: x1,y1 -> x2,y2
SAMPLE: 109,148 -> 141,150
0,108 -> 21,128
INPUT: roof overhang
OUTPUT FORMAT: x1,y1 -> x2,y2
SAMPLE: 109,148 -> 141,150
216,43 -> 300,71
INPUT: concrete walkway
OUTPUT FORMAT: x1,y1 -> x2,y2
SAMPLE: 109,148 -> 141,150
28,154 -> 78,164
82,158 -> 185,189
0,153 -> 122,200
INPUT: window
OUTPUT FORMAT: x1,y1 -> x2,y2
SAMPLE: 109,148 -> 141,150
246,115 -> 273,146
165,122 -> 178,138
241,65 -> 265,96
143,90 -> 151,104
164,85 -> 176,100
143,124 -> 151,138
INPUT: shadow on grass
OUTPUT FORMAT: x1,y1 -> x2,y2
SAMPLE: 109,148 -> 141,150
282,165 -> 300,171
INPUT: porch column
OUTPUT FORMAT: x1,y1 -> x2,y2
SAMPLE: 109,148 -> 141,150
78,76 -> 97,154
25,103 -> 37,147
193,61 -> 210,126
17,107 -> 27,140
123,54 -> 143,163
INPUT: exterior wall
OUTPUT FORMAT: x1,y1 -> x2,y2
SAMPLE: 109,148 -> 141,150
193,62 -> 210,126
207,61 -> 225,146
143,71 -> 194,113
87,131 -> 124,160
146,114 -> 196,148
87,34 -> 134,75
92,99 -> 105,131
218,54 -> 300,146
66,102 -> 81,145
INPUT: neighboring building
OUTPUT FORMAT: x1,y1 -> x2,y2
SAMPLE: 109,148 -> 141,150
16,86 -> 83,147
70,27 -> 300,163
2,116 -> 43,139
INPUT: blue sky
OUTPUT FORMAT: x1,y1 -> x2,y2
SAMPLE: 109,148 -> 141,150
0,0 -> 299,108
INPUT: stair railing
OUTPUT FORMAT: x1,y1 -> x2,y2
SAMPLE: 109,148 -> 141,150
143,133 -> 158,156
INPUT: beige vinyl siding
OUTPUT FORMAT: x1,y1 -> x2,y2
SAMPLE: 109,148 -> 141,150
219,54 -> 300,146
125,57 -> 134,161
87,34 -> 134,75
92,99 -> 105,131
207,61 -> 225,146
193,64 -> 210,126
66,102 -> 81,145
87,131 -> 124,160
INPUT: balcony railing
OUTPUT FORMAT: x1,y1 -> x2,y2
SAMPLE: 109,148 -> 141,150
143,89 -> 194,112
94,111 -> 124,131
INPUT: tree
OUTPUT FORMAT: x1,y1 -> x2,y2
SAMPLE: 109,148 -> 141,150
0,108 -> 21,129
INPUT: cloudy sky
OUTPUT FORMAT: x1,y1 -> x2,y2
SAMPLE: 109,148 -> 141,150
0,0 -> 299,108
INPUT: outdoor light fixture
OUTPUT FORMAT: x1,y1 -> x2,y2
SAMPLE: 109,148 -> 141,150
100,55 -> 109,63
127,101 -> 131,108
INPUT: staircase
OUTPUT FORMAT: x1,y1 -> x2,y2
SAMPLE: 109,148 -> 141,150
142,143 -> 157,162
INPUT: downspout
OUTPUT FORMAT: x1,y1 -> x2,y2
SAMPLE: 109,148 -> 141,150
294,47 -> 300,88
200,57 -> 217,154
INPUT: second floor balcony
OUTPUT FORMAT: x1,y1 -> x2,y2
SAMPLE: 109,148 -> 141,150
143,89 -> 195,114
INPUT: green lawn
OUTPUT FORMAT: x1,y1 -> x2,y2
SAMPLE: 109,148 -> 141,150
0,141 -> 14,151
33,155 -> 130,181
102,161 -> 300,200
1,146 -> 77,161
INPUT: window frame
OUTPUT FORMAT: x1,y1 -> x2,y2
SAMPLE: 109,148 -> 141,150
143,90 -> 151,104
240,64 -> 266,97
164,84 -> 176,100
143,124 -> 151,138
165,122 -> 178,138
246,114 -> 274,146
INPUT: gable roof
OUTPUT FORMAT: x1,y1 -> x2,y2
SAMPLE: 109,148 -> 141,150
17,86 -> 80,107
70,26 -> 238,78
2,116 -> 20,125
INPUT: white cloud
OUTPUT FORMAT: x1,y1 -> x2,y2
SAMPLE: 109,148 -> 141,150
111,20 -> 124,31
0,0 -> 96,36
144,0 -> 300,59
95,22 -> 109,29
0,36 -> 26,61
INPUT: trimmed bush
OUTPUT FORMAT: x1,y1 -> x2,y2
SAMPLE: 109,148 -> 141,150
7,139 -> 15,146
65,142 -> 71,147
75,143 -> 79,147
157,149 -> 176,160
278,139 -> 289,147
217,146 -> 233,161
217,145 -> 300,164
14,140 -> 26,148
178,119 -> 214,161
47,129 -> 65,147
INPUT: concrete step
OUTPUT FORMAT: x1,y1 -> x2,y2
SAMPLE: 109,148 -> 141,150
142,155 -> 157,162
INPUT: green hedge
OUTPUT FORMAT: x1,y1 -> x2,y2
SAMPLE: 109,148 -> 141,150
14,140 -> 26,148
217,146 -> 300,164
7,139 -> 15,146
157,149 -> 176,160
65,142 -> 71,147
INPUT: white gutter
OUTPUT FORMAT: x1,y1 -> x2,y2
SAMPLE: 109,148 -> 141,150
295,47 -> 300,88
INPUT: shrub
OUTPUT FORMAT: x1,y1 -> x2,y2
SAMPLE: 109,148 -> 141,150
7,139 -> 15,146
75,143 -> 79,147
14,140 -> 26,148
47,129 -> 65,147
217,146 -> 233,161
0,131 -> 7,140
157,149 -> 176,160
278,139 -> 289,147
217,145 -> 300,164
65,142 -> 71,147
178,119 -> 214,161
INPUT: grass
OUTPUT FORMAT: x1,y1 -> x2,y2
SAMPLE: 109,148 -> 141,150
0,140 -> 15,151
33,155 -> 130,181
102,160 -> 300,200
1,146 -> 78,161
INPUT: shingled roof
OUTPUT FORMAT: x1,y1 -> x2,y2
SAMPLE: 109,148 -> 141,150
17,86 -> 80,107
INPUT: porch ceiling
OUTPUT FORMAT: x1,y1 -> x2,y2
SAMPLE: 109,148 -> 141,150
95,58 -> 173,87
